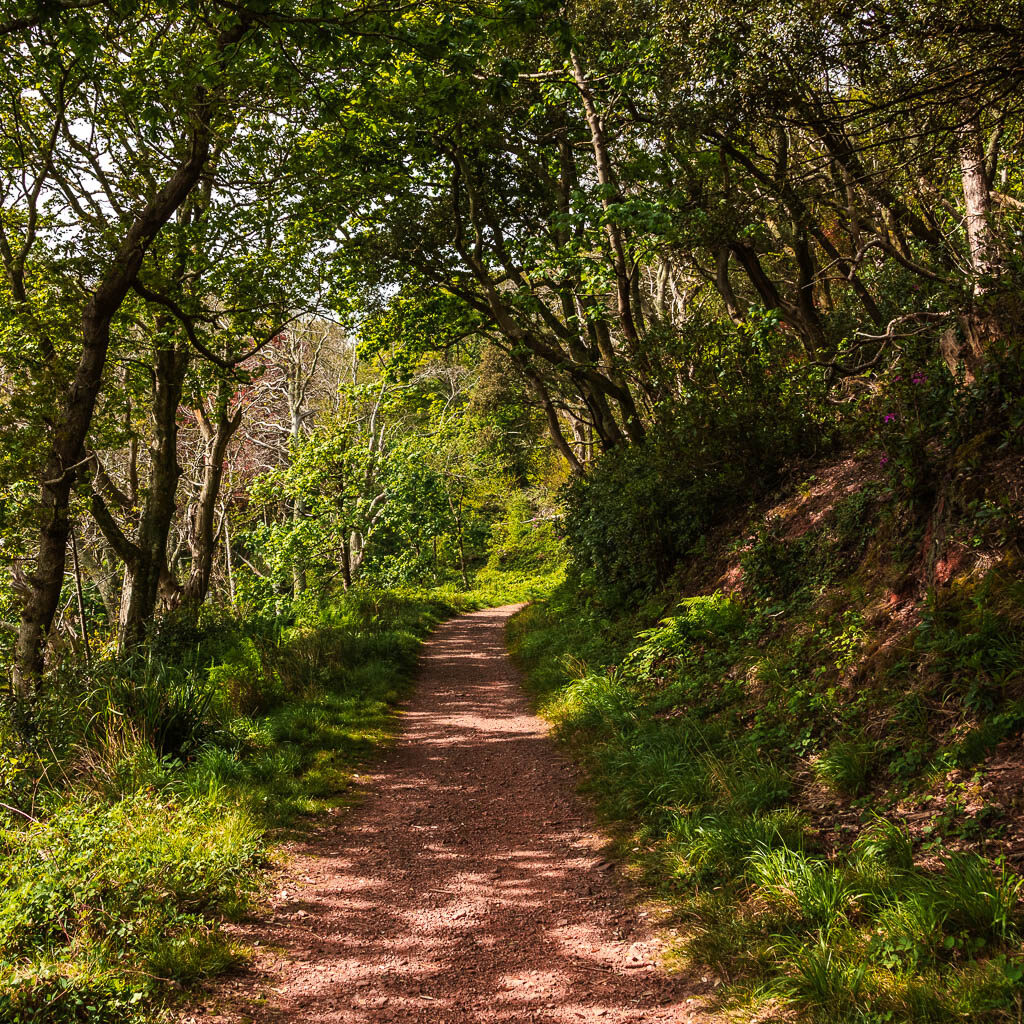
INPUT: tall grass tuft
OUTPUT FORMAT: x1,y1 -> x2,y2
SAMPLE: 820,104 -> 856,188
748,846 -> 860,926
812,738 -> 880,797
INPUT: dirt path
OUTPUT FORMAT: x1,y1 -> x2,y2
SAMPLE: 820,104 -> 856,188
200,606 -> 707,1023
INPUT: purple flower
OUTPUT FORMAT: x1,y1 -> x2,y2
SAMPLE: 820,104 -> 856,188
880,455 -> 890,465
883,413 -> 897,423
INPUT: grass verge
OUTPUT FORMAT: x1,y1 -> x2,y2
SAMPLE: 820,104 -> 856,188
509,572 -> 1024,1023
0,588 -> 458,1023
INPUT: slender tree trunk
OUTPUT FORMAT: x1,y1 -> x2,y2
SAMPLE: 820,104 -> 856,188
290,404 -> 307,596
340,539 -> 352,591
456,525 -> 469,589
792,231 -> 828,357
951,106 -> 1004,377
75,541 -> 120,622
936,109 -> 1005,380
291,512 -> 307,596
119,343 -> 189,647
349,530 -> 365,577
69,524 -> 90,665
520,365 -> 584,474
182,386 -> 242,608
715,246 -> 745,324
223,509 -> 235,604
960,109 -> 1001,292
570,49 -> 641,356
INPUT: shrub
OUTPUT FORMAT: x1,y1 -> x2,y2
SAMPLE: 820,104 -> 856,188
562,313 -> 831,603
208,638 -> 282,717
741,488 -> 879,605
623,594 -> 745,681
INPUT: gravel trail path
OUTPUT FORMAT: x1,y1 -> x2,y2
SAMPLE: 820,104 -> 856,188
204,605 -> 705,1023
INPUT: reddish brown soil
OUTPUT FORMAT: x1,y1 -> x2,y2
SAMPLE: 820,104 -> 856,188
193,606 -> 708,1024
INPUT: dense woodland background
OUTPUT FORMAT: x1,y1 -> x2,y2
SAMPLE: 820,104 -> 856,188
1,1 -> 1023,1021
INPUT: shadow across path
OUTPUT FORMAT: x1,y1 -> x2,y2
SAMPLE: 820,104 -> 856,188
208,605 -> 706,1023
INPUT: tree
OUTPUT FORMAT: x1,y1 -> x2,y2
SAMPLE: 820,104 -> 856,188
1,5 -> 257,691
1,0 -> 405,688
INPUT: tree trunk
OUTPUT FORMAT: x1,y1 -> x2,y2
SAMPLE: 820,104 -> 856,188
223,508 -> 235,604
12,118 -> 215,695
349,530 -> 365,578
960,109 -> 1001,291
75,541 -> 121,622
570,49 -> 641,357
715,246 -> 745,325
182,386 -> 242,608
69,525 -> 90,665
289,399 -> 307,596
520,365 -> 584,474
952,106 -> 1004,378
119,342 -> 189,647
340,538 -> 352,591
291,505 -> 307,597
455,520 -> 469,589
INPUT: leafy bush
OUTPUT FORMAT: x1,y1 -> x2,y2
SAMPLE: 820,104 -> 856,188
916,573 -> 1024,715
623,594 -> 746,680
208,638 -> 283,717
741,488 -> 879,604
562,313 -> 831,603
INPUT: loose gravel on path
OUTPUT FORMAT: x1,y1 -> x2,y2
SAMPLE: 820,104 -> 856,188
199,605 -> 708,1023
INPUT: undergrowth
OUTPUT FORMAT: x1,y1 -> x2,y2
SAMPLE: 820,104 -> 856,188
509,493 -> 1024,1022
0,587 -> 460,1023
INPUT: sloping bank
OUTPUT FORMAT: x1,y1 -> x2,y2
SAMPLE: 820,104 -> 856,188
508,479 -> 1024,1023
0,589 -> 458,1023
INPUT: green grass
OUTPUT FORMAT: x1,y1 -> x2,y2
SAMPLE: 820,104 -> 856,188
509,569 -> 1024,1023
0,587 -> 459,1023
812,738 -> 881,797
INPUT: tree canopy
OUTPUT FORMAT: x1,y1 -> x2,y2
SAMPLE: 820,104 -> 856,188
1,0 -> 1021,681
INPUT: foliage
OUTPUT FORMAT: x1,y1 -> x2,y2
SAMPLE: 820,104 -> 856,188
1,1 -> 1023,1021
562,315 -> 831,601
510,518 -> 1024,1022
0,588 -> 456,1022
